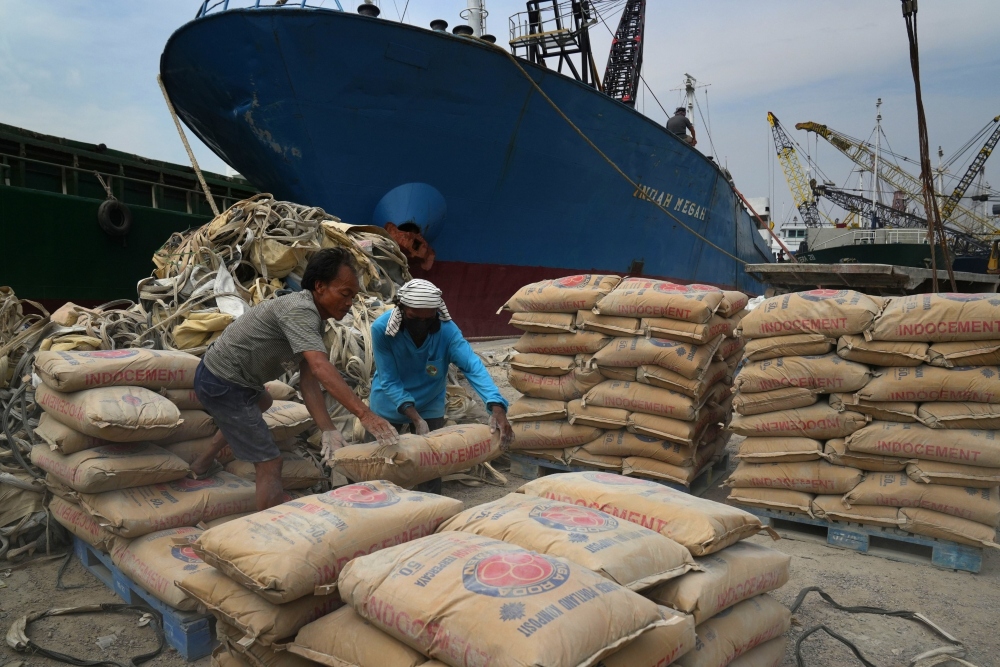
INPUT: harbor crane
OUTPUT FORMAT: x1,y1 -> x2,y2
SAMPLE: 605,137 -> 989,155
602,0 -> 645,107
767,112 -> 826,228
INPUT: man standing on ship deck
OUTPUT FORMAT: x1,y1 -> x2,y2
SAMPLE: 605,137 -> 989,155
366,279 -> 514,491
667,106 -> 697,146
190,247 -> 399,510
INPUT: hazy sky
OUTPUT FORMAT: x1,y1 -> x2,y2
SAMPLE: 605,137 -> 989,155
2,0 -> 998,227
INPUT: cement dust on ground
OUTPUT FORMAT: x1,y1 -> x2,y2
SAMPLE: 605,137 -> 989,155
2,340 -> 995,667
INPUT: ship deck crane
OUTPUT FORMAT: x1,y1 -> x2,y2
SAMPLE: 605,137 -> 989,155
602,0 -> 645,107
767,112 -> 829,228
940,115 -> 1000,223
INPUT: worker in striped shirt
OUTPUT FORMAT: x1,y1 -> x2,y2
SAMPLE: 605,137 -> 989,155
191,248 -> 398,510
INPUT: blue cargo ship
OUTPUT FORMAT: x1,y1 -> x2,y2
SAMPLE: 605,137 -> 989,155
160,1 -> 772,335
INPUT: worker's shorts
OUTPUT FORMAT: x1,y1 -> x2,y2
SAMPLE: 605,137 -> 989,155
193,361 -> 280,463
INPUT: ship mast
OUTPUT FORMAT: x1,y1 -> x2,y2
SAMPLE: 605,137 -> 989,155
872,98 -> 882,228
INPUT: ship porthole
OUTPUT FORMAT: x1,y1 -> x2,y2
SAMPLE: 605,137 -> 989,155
97,200 -> 133,237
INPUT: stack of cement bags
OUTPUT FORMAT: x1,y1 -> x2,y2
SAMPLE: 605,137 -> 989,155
180,481 -> 463,666
504,276 -> 746,488
298,471 -> 789,667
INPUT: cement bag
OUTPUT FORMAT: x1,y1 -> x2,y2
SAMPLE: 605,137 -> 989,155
521,448 -> 572,465
200,512 -> 255,529
715,336 -> 746,363
34,349 -> 200,392
599,606 -> 696,667
729,403 -> 866,439
217,621 -> 320,667
725,637 -> 787,667
30,442 -> 190,494
736,437 -> 823,463
576,310 -> 642,337
567,399 -> 629,429
193,481 -> 463,603
517,472 -> 767,556
899,507 -> 1000,550
595,279 -> 724,324
161,388 -> 203,410
597,365 -> 638,381
79,472 -> 257,538
262,401 -> 314,439
642,315 -> 733,345
869,293 -> 1000,342
822,438 -> 909,472
508,397 -> 567,422
593,336 -> 723,380
738,290 -> 879,339
743,333 -> 834,362
213,645 -> 248,667
837,335 -> 927,367
34,412 -> 106,454
621,457 -> 702,487
846,422 -> 1000,468
927,340 -> 1000,368
510,420 -> 603,450
226,454 -> 325,490
637,361 -> 731,400
332,425 -> 501,488
287,606 -> 428,667
177,568 -> 343,647
49,496 -> 121,553
718,291 -> 749,318
585,380 -> 700,422
509,311 -> 577,334
109,527 -> 211,611
727,487 -> 814,515
167,437 -> 236,466
906,460 -> 1000,488
36,383 -> 182,442
917,402 -> 1000,430
733,387 -> 816,417
828,394 -> 918,423
726,461 -> 863,494
438,493 -> 698,590
502,275 -> 622,313
264,381 -> 297,401
627,408 -> 719,448
675,594 -> 790,667
569,447 -> 623,471
510,353 -> 576,376
337,531 -> 667,667
646,541 -> 790,625
734,354 -> 871,394
154,410 -> 216,445
509,367 -> 604,401
844,473 -> 1000,527
858,365 -> 1000,404
586,430 -> 696,467
811,495 -> 901,527
514,331 -> 611,355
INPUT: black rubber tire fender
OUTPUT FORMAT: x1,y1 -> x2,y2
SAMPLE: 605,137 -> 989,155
97,199 -> 132,237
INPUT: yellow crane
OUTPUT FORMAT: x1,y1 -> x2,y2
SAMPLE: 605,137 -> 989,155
767,112 -> 832,227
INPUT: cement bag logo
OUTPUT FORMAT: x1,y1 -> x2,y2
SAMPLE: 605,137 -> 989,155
463,550 -> 570,598
78,350 -> 141,359
530,505 -> 618,533
652,282 -> 692,294
324,483 -> 400,508
170,544 -> 202,564
582,471 -> 659,487
940,293 -> 1000,304
647,338 -> 680,349
167,477 -> 224,492
553,275 -> 588,288
799,289 -> 848,301
122,394 -> 143,407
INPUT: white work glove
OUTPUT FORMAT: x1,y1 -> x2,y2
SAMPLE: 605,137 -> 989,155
320,429 -> 348,465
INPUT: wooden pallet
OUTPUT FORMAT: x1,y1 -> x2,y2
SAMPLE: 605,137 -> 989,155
745,507 -> 983,574
72,537 -> 216,660
508,453 -> 730,497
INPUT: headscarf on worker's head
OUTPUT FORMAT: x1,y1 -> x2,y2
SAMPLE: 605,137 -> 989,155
385,279 -> 452,337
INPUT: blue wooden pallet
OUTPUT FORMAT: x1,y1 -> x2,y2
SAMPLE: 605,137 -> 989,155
745,507 -> 983,574
72,537 -> 216,660
509,452 -> 730,497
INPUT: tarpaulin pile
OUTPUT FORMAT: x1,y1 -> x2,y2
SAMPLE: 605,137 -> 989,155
726,289 -> 1000,551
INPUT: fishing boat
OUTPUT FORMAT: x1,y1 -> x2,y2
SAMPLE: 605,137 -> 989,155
160,0 -> 773,335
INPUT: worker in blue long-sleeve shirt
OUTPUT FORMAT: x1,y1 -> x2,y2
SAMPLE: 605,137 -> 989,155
369,279 -> 514,452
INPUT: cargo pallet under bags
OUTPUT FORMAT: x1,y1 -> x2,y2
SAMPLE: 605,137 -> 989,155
508,451 -> 731,497
745,507 -> 983,574
71,537 -> 215,660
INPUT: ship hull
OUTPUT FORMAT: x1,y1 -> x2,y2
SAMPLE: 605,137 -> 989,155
161,8 -> 772,335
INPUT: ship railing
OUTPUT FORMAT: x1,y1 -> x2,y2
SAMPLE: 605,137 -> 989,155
810,229 -> 871,250
886,229 -> 929,245
197,0 -> 343,19
509,1 -> 596,48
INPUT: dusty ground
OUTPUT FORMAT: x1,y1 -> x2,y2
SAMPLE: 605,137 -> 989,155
3,339 -> 996,667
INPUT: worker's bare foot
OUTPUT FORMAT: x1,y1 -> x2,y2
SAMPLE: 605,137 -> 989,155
189,460 -> 223,479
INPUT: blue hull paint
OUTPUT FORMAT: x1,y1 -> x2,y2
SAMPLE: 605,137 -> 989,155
160,9 -> 771,334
